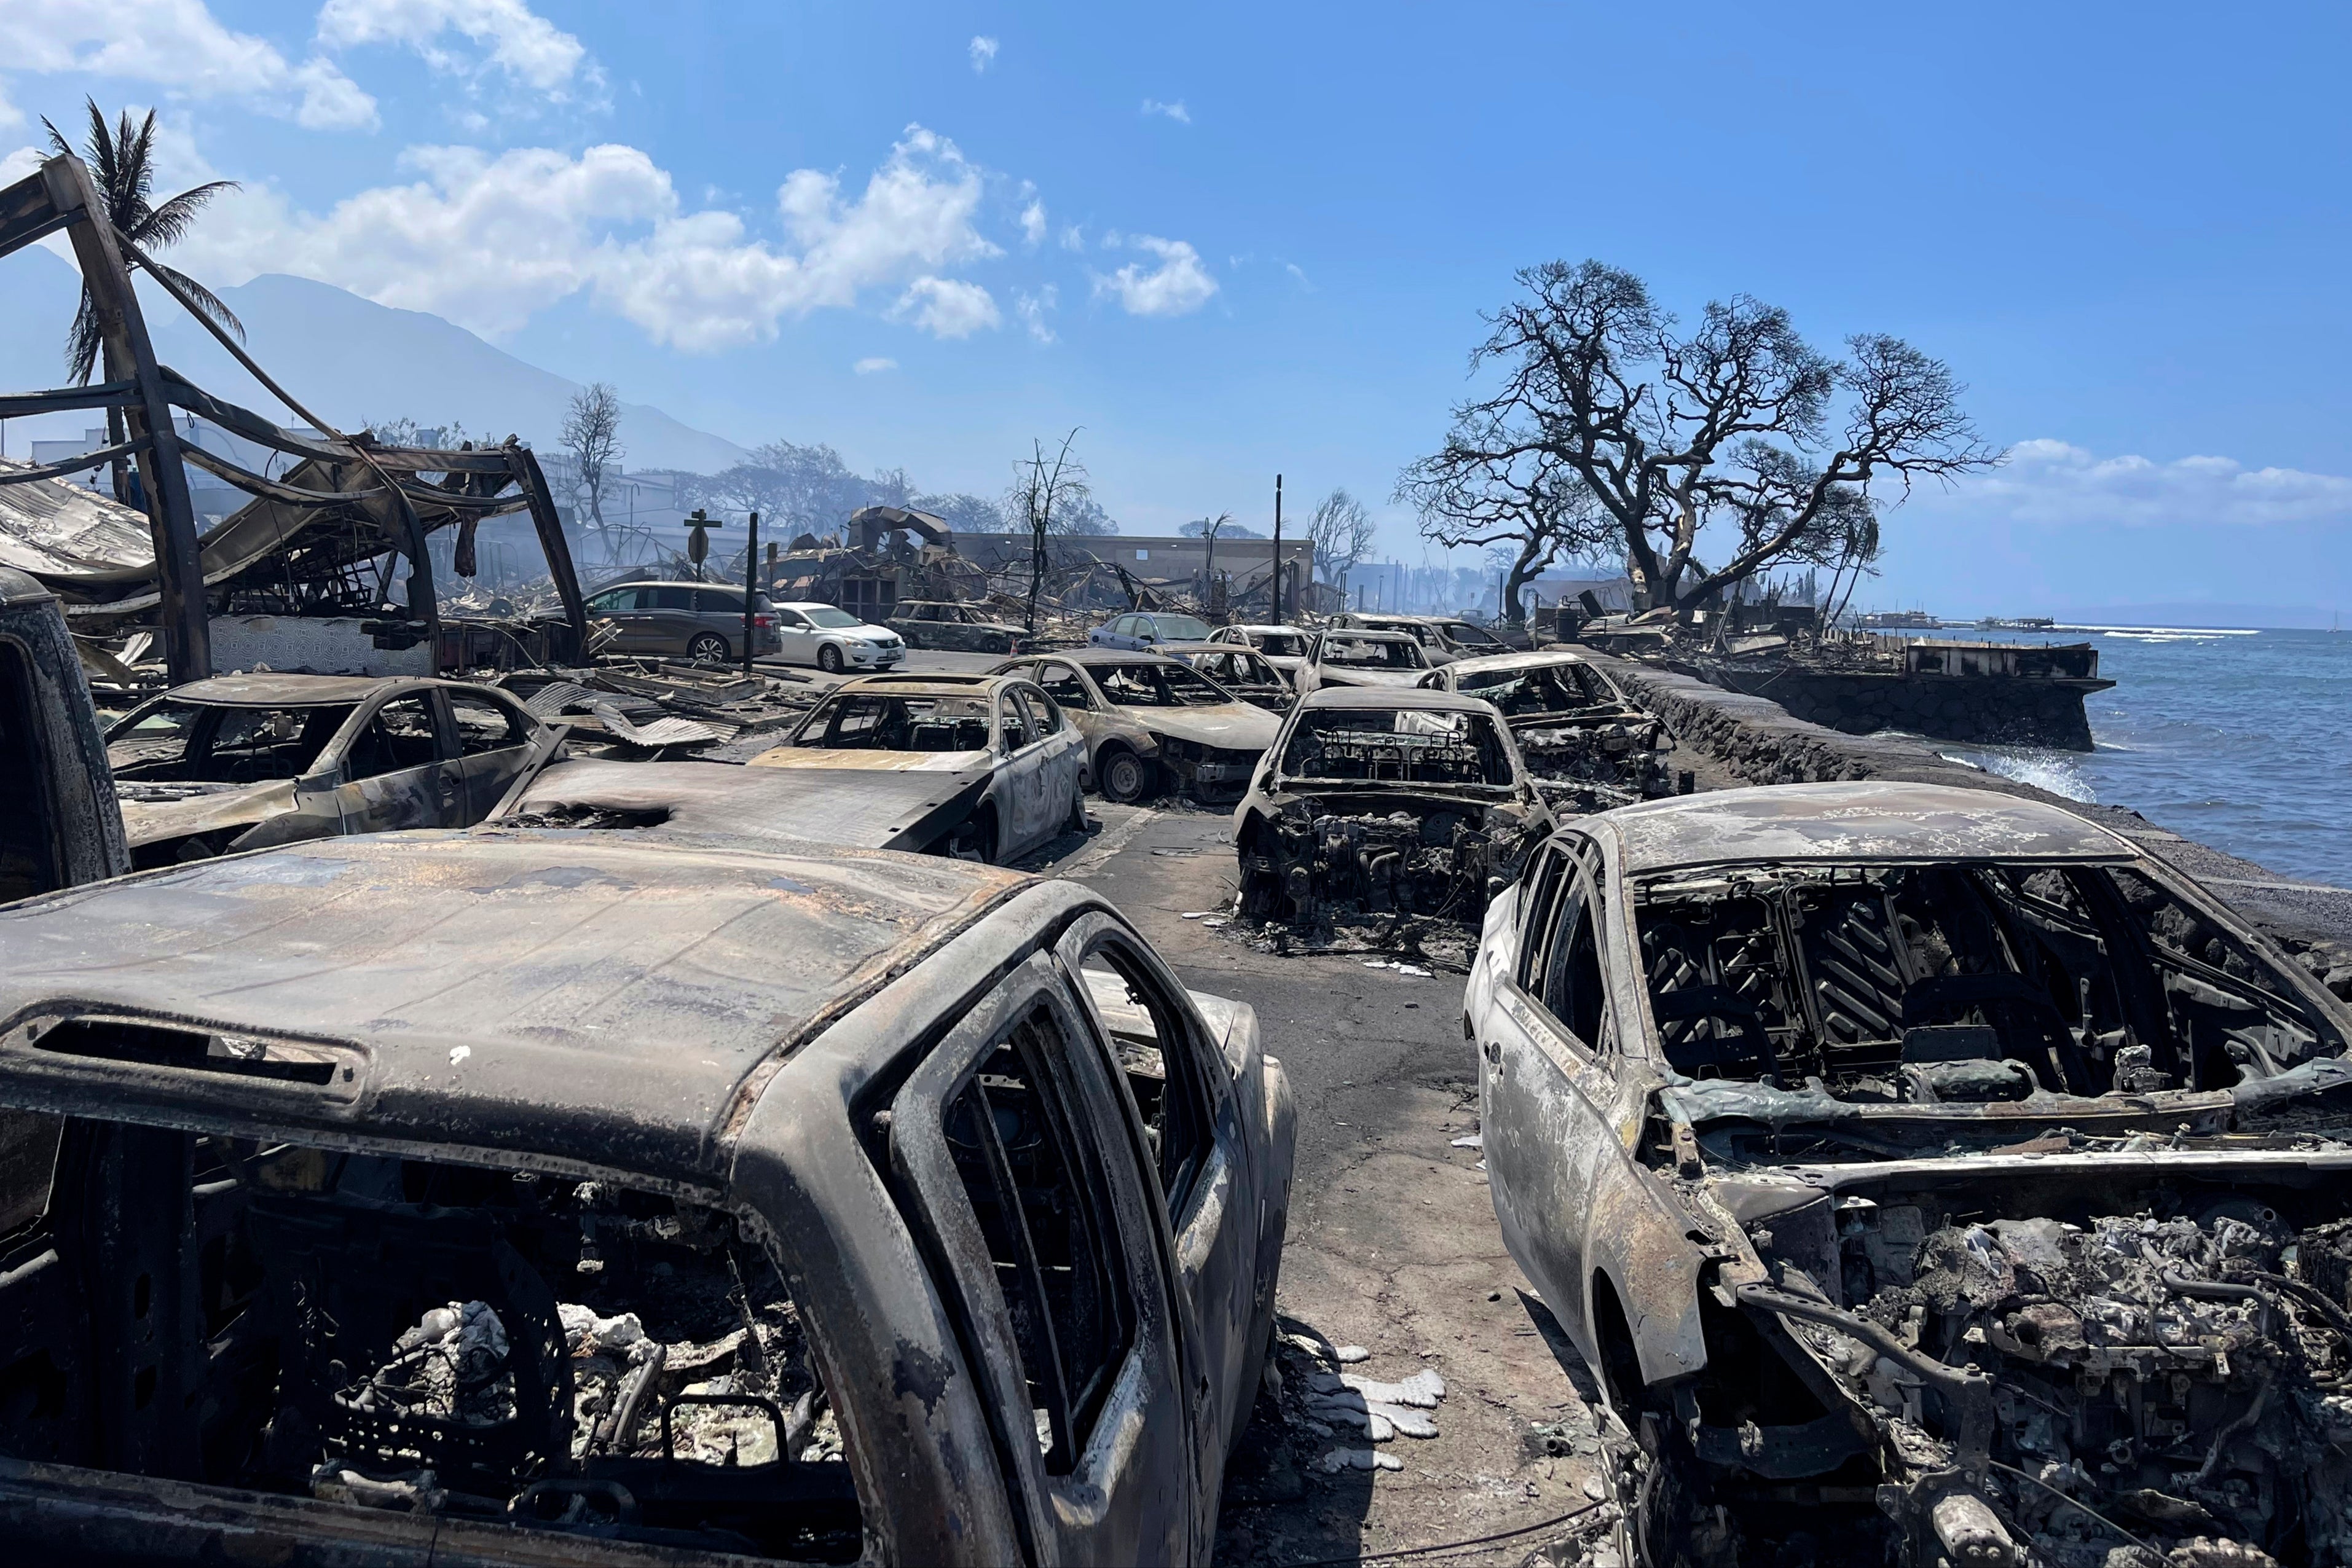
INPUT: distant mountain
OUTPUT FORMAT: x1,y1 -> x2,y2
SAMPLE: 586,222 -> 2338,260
0,248 -> 745,476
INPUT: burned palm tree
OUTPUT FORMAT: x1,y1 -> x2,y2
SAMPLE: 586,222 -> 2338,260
44,99 -> 242,503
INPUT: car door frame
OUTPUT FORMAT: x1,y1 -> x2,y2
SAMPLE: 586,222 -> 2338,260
1055,911 -> 1262,1515
994,686 -> 1050,856
1014,680 -> 1084,834
438,685 -> 548,824
1479,832 -> 1620,1364
886,952 -> 1196,1567
584,585 -> 644,651
321,686 -> 458,834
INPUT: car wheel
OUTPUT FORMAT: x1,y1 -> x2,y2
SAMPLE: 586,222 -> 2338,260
688,632 -> 730,662
1098,747 -> 1152,804
948,807 -> 997,863
817,643 -> 845,674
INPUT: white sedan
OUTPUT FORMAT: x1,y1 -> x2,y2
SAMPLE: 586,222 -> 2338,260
768,600 -> 906,673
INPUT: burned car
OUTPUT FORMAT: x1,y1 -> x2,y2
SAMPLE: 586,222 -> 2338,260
1235,688 -> 1554,931
742,673 -> 1085,862
1208,623 -> 1314,681
1418,649 -> 1673,802
1332,611 -> 1516,664
886,599 -> 1027,655
106,673 -> 560,869
1294,629 -> 1434,695
1472,781 -> 2352,1567
1157,641 -> 1294,711
0,829 -> 1294,1564
989,650 -> 1279,806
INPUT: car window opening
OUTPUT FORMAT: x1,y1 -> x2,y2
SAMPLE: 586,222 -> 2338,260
0,643 -> 62,903
1280,708 -> 1516,787
1629,860 -> 2333,1110
1077,954 -> 1214,1217
800,607 -> 860,630
0,1121 -> 863,1561
940,1006 -> 1135,1475
1321,637 -> 1425,670
1455,663 -> 1612,715
109,702 -> 358,784
792,694 -> 993,753
1094,663 -> 1227,708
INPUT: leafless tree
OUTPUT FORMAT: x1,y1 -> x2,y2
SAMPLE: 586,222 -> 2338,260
1004,430 -> 1088,634
561,382 -> 626,551
1305,487 -> 1377,590
1402,261 -> 2000,616
1188,512 -> 1237,602
1396,447 -> 1609,624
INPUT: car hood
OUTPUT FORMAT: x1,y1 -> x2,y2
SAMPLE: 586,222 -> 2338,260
114,778 -> 296,848
745,747 -> 992,774
1128,705 -> 1281,751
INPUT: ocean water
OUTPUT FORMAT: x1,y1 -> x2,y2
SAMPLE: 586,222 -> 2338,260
1925,627 -> 2352,890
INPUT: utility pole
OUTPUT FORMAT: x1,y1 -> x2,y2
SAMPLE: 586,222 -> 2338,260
1270,474 -> 1283,621
742,509 -> 760,676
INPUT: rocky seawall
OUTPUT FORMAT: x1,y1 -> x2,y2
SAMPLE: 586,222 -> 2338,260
1587,653 -> 2352,984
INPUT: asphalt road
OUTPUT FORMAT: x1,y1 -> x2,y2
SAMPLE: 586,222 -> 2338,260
761,647 -> 1611,1564
1013,803 -> 1605,1567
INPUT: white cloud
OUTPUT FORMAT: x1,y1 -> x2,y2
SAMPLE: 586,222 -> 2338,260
170,123 -> 1004,351
1014,284 -> 1056,344
1018,186 -> 1045,248
853,356 -> 897,375
1059,222 -> 1085,252
1945,439 -> 2352,528
315,0 -> 592,98
1284,261 -> 1313,291
0,83 -> 22,130
891,275 -> 999,339
969,35 -> 998,73
1093,233 -> 1217,318
1141,98 -> 1190,124
6,0 -> 377,128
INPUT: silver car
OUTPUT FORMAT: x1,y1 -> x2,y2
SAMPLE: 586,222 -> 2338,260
745,673 -> 1087,861
989,650 -> 1280,804
1089,611 -> 1217,652
582,579 -> 785,662
1293,628 -> 1433,694
1471,781 -> 2352,1566
106,673 -> 559,869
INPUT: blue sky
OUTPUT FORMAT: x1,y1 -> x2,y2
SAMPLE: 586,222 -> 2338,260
4,1 -> 2350,619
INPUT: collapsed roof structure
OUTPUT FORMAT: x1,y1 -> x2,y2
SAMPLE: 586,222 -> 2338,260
0,154 -> 587,683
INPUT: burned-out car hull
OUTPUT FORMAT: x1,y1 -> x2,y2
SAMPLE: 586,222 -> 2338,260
0,834 -> 1294,1566
1471,782 -> 2352,1567
989,652 -> 1280,805
1419,650 -> 1674,806
1235,688 -> 1554,935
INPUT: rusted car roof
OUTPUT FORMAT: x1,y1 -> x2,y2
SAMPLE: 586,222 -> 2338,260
1597,780 -> 2133,872
1441,649 -> 1597,676
1297,685 -> 1501,714
161,673 -> 427,705
0,832 -> 1025,1182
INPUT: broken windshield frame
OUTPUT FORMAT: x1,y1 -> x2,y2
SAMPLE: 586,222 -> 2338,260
787,692 -> 996,753
1276,707 -> 1517,789
1091,662 -> 1235,708
106,700 -> 359,783
1626,856 -> 2346,1133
